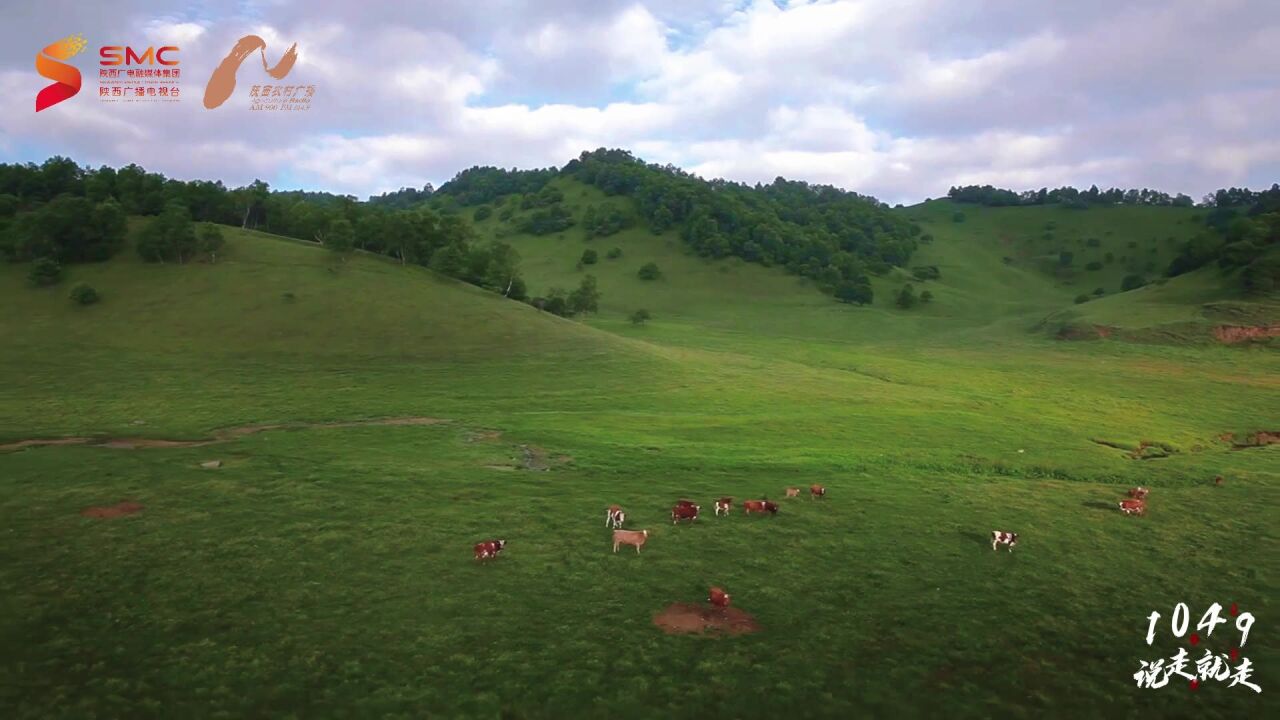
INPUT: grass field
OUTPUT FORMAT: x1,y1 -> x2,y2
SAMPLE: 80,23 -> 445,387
1,199 -> 1277,718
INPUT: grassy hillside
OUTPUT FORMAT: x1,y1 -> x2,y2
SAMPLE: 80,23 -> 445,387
1,218 -> 1276,718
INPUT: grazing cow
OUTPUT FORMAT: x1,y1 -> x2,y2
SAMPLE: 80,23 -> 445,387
991,531 -> 1019,552
1127,487 -> 1149,500
1119,499 -> 1146,516
1214,475 -> 1224,486
676,499 -> 697,508
810,484 -> 827,500
606,504 -> 625,529
784,487 -> 800,498
708,586 -> 731,609
743,500 -> 779,516
473,539 -> 507,560
672,503 -> 701,524
715,497 -> 733,516
612,529 -> 649,553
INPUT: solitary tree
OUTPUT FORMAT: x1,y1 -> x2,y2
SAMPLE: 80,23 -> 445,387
895,283 -> 918,309
630,308 -> 651,325
569,274 -> 601,315
325,218 -> 355,262
637,262 -> 661,280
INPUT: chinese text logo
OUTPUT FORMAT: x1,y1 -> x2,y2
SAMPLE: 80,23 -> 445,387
1134,602 -> 1261,693
203,35 -> 298,109
35,34 -> 86,112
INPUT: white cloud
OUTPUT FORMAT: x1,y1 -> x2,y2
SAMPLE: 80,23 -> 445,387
0,0 -> 1276,202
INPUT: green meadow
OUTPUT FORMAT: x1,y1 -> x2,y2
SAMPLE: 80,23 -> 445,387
1,194 -> 1276,718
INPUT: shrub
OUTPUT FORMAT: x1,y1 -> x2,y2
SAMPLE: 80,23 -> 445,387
911,265 -> 941,281
606,247 -> 622,259
919,290 -> 934,304
1085,261 -> 1103,271
895,283 -> 917,309
580,249 -> 598,266
1074,294 -> 1090,304
637,262 -> 661,281
1092,287 -> 1105,296
473,206 -> 493,221
952,211 -> 966,223
1086,237 -> 1101,247
29,257 -> 62,286
69,283 -> 99,305
630,308 -> 651,325
498,207 -> 514,222
1121,274 -> 1147,291
1058,251 -> 1074,267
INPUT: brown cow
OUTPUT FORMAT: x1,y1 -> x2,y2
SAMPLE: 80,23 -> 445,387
612,529 -> 649,553
784,487 -> 800,498
473,539 -> 507,560
1119,499 -> 1146,516
743,500 -> 779,515
672,503 -> 700,524
708,586 -> 731,609
714,497 -> 733,516
1214,475 -> 1224,486
810,484 -> 826,499
605,504 -> 625,529
1127,487 -> 1149,500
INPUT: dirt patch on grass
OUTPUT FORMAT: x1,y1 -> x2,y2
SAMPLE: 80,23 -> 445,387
1226,431 -> 1280,450
80,501 -> 144,519
0,416 -> 451,453
653,603 -> 761,636
1056,324 -> 1117,341
1212,324 -> 1280,344
1090,438 -> 1177,459
465,429 -> 504,443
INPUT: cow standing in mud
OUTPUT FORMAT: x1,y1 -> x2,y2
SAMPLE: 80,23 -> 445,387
1127,487 -> 1149,500
1119,499 -> 1146,516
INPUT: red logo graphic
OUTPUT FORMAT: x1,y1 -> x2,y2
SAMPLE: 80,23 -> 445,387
36,34 -> 87,112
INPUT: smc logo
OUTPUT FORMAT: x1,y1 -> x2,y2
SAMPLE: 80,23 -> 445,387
99,46 -> 180,66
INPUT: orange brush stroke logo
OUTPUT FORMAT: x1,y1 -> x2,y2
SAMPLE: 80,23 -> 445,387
35,34 -> 86,112
203,35 -> 298,109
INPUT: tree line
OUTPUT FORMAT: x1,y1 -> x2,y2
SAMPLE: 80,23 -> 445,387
947,184 -> 1196,208
431,149 -> 925,306
0,156 -> 530,302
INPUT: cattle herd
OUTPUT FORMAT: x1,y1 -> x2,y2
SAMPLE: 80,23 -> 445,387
470,484 -> 831,588
475,482 -> 1161,584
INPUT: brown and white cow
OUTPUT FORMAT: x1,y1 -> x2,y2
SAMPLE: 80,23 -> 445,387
612,529 -> 649,553
672,503 -> 701,524
784,487 -> 800,498
606,504 -> 626,529
810,484 -> 827,499
991,531 -> 1018,552
714,497 -> 733,516
473,539 -> 507,560
1127,487 -> 1149,500
1119,499 -> 1146,516
708,586 -> 731,609
743,500 -> 779,516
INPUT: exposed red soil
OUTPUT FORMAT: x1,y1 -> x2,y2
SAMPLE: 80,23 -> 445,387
653,603 -> 761,636
80,501 -> 144,519
1228,431 -> 1280,449
1213,324 -> 1280,344
1057,325 -> 1117,341
0,417 -> 451,453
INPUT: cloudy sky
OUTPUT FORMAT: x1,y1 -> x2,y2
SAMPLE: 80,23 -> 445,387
1,0 -> 1277,203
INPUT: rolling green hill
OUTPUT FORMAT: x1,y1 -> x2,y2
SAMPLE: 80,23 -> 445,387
1,203 -> 1276,718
